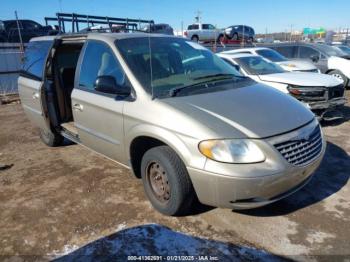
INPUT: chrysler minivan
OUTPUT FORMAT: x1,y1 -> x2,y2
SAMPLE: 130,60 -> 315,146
19,33 -> 325,215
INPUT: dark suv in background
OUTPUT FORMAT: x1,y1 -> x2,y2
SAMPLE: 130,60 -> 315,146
224,25 -> 255,41
0,19 -> 58,43
141,23 -> 174,35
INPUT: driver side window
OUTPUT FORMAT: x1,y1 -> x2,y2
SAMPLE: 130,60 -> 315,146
79,41 -> 126,92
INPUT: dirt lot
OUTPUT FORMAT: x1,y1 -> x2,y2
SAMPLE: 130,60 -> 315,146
0,92 -> 349,261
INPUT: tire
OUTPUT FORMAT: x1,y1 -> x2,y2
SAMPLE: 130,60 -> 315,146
328,70 -> 349,87
191,35 -> 199,42
39,128 -> 64,147
141,145 -> 195,216
217,34 -> 224,44
232,33 -> 239,40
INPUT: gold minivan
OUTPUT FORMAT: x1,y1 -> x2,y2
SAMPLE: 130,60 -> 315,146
19,33 -> 325,215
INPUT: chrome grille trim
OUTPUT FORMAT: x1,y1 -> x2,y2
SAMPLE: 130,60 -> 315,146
271,120 -> 323,166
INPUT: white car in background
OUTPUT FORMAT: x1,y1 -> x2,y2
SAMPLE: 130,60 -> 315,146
221,47 -> 320,73
218,53 -> 346,120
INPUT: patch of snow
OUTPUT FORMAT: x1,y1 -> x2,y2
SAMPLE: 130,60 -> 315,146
50,224 -> 282,261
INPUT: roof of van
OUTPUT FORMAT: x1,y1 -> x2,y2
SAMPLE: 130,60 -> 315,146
30,32 -> 179,42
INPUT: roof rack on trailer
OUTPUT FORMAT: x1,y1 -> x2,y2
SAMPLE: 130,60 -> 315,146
44,13 -> 154,34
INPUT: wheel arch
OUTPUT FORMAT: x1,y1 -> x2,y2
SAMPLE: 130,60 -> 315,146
126,125 -> 193,178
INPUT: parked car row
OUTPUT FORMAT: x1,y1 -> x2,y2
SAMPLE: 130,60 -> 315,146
267,43 -> 350,86
218,51 -> 346,120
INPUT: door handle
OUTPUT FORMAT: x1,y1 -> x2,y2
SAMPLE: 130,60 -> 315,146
73,103 -> 83,112
32,92 -> 39,99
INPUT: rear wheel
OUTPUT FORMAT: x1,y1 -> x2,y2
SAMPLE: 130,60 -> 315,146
39,128 -> 64,147
217,34 -> 224,44
232,33 -> 239,40
191,35 -> 199,42
328,70 -> 349,88
141,146 -> 195,216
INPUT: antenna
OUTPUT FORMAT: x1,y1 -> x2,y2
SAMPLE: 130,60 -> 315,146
58,0 -> 62,12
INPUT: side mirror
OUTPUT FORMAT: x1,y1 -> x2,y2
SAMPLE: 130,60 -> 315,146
94,75 -> 130,96
310,54 -> 319,63
233,64 -> 240,71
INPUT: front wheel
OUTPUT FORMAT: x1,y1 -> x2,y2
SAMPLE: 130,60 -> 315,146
39,128 -> 64,147
328,70 -> 349,88
141,146 -> 195,216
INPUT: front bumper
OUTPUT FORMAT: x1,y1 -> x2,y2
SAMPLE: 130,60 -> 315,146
187,120 -> 326,209
308,97 -> 347,110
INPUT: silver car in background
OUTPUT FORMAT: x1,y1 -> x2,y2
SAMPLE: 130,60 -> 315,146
18,33 -> 325,216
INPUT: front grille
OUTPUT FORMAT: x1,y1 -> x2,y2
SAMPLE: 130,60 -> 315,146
274,125 -> 322,166
328,84 -> 345,99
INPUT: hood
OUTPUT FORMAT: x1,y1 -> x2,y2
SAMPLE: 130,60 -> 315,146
258,72 -> 342,87
276,60 -> 317,71
163,83 -> 314,139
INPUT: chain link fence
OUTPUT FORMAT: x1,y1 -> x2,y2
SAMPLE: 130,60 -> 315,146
0,43 -> 23,96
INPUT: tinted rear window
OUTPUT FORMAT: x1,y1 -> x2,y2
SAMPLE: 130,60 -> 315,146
22,40 -> 52,80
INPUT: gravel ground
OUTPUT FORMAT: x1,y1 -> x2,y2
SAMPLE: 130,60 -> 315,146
0,92 -> 349,261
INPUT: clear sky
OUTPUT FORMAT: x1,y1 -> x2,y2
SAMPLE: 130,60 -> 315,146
1,0 -> 349,33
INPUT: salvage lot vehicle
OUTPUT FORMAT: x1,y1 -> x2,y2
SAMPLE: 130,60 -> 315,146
268,43 -> 350,87
184,23 -> 224,43
224,25 -> 255,42
0,19 -> 58,43
141,23 -> 174,35
218,53 -> 346,120
19,33 -> 325,216
222,47 -> 320,73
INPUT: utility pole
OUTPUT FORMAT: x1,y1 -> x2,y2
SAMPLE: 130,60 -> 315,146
290,24 -> 293,42
195,10 -> 202,23
181,21 -> 183,37
59,0 -> 62,12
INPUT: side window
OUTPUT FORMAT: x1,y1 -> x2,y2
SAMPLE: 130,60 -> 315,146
208,24 -> 215,30
275,46 -> 296,58
79,41 -> 126,92
188,25 -> 199,30
22,40 -> 52,79
202,24 -> 209,30
23,21 -> 41,30
298,46 -> 320,59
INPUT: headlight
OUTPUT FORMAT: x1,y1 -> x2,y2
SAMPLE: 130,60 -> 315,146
198,139 -> 265,163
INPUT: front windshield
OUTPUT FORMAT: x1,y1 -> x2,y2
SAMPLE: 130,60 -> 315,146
256,49 -> 288,62
115,37 -> 242,97
336,45 -> 350,55
235,56 -> 285,75
318,44 -> 346,56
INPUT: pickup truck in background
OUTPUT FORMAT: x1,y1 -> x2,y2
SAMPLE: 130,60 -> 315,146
0,19 -> 58,43
184,23 -> 224,43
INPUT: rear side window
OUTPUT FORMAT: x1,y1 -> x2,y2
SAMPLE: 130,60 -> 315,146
22,40 -> 52,80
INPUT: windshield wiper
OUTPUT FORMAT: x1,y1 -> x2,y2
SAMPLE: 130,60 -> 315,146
168,74 -> 247,97
192,73 -> 244,80
168,82 -> 206,97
